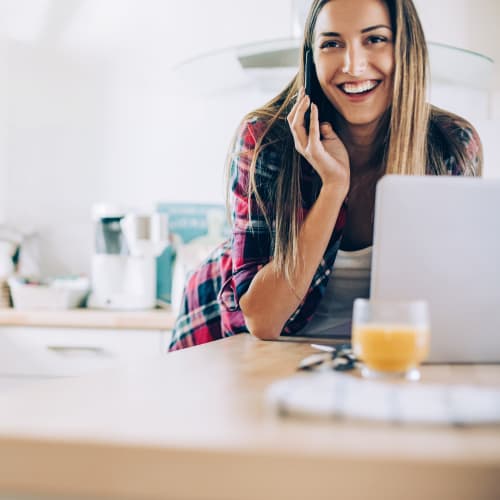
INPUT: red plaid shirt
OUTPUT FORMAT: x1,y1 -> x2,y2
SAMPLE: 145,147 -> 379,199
169,115 -> 481,351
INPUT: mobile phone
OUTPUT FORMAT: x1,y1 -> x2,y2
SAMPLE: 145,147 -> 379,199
304,49 -> 314,132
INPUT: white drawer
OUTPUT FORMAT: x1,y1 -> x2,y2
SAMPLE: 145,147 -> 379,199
0,326 -> 170,377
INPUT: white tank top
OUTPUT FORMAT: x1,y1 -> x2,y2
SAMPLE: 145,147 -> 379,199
299,246 -> 372,337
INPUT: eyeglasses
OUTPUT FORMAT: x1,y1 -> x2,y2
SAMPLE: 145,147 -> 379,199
298,343 -> 358,372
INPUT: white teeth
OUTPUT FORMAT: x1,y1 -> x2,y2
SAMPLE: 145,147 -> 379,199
341,81 -> 378,94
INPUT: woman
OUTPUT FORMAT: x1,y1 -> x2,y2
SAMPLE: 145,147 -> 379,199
169,0 -> 482,351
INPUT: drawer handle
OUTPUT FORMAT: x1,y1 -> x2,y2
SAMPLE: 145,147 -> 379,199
46,345 -> 112,358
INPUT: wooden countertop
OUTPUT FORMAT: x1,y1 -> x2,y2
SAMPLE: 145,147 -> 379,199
0,334 -> 499,499
0,307 -> 176,330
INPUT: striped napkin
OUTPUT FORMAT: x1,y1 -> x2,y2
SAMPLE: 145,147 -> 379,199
267,371 -> 500,425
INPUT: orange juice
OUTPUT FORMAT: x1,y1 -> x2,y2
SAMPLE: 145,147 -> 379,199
352,323 -> 430,373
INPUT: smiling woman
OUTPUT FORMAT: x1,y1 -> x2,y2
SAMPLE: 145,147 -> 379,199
313,0 -> 395,128
168,0 -> 483,351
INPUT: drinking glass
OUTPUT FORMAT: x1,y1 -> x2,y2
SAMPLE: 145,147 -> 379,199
352,298 -> 430,381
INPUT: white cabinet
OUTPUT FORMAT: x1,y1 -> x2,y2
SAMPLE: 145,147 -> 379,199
0,326 -> 172,380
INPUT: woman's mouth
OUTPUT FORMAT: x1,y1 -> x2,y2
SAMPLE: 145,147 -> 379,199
338,80 -> 381,97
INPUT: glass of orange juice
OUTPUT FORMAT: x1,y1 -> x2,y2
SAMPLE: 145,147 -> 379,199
352,298 -> 430,381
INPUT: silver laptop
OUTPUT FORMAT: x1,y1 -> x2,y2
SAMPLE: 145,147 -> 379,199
371,175 -> 500,363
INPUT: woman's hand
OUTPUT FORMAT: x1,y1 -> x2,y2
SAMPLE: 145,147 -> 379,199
288,87 -> 350,195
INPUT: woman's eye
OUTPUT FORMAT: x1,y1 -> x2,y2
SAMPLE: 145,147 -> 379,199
367,35 -> 388,44
320,40 -> 343,49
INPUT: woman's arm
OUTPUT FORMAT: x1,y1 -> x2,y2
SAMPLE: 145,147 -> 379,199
240,183 -> 346,339
239,92 -> 350,340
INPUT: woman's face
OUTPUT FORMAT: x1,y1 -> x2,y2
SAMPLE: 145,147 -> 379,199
313,0 -> 394,128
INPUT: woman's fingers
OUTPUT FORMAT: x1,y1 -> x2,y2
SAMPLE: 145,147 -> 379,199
288,89 -> 344,176
287,87 -> 303,123
307,103 -> 320,152
287,88 -> 310,152
286,91 -> 300,127
319,121 -> 337,141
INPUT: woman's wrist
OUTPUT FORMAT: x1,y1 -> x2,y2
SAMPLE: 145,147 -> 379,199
320,178 -> 349,201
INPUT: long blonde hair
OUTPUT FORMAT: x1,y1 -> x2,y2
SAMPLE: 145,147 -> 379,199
226,0 -> 482,283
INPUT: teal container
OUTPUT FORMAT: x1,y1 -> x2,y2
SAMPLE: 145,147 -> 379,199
156,203 -> 230,305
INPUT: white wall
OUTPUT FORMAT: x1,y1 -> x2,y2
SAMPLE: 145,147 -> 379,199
1,0 -> 291,275
0,40 -> 7,225
414,0 -> 500,179
0,0 -> 498,276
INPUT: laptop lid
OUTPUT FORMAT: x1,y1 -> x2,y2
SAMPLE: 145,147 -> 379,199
371,175 -> 500,363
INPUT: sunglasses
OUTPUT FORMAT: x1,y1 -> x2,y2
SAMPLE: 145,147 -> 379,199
298,343 -> 358,372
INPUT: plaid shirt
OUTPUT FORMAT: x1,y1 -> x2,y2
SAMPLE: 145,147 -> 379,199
169,115 -> 481,351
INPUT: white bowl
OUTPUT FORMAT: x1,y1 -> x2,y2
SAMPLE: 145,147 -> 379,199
8,276 -> 90,310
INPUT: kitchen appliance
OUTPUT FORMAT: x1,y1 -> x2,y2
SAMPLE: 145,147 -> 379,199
0,225 -> 41,308
87,204 -> 168,310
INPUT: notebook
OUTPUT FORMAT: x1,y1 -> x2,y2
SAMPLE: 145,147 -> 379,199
370,175 -> 500,363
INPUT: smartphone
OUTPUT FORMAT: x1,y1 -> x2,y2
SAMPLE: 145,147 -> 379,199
304,48 -> 314,133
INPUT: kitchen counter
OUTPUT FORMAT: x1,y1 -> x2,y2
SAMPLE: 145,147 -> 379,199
0,307 -> 176,330
0,334 -> 499,500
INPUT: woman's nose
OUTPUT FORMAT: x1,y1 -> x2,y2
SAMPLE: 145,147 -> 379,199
342,45 -> 367,77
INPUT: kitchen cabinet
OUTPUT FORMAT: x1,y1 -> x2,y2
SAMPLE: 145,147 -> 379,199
0,327 -> 172,378
0,309 -> 175,383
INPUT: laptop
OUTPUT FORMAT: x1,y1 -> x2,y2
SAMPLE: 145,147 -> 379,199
277,175 -> 500,363
371,175 -> 500,363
